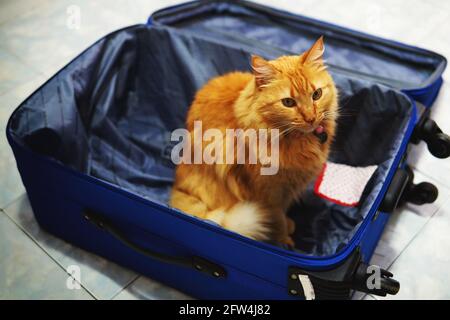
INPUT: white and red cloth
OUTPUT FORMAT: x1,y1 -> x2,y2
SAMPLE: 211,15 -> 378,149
314,162 -> 377,207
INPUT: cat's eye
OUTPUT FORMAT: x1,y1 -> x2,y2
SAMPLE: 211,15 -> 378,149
281,98 -> 297,108
312,88 -> 323,101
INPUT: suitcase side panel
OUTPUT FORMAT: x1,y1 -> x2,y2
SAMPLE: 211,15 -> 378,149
358,212 -> 390,264
403,76 -> 444,107
10,140 -> 307,299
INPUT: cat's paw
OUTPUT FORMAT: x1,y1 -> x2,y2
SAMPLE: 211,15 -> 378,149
281,236 -> 295,248
287,217 -> 296,235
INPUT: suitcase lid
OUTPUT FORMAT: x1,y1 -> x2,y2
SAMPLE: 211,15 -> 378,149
150,0 -> 446,96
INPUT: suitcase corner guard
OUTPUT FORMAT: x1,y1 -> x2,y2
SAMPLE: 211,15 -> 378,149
83,209 -> 227,279
287,249 -> 400,300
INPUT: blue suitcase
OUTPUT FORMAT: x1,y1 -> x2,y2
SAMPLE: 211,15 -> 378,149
6,0 -> 450,299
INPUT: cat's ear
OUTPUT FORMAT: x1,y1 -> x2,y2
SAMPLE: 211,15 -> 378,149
300,36 -> 325,65
251,55 -> 276,88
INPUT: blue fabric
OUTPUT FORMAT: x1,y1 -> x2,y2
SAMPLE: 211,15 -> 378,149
9,25 -> 414,256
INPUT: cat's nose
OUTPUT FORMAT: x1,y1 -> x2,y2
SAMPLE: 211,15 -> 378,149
299,108 -> 316,124
304,117 -> 315,124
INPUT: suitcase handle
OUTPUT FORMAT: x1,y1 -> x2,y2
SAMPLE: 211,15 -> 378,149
83,209 -> 227,279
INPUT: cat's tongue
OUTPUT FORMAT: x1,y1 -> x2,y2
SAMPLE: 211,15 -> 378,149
313,125 -> 328,144
314,125 -> 324,134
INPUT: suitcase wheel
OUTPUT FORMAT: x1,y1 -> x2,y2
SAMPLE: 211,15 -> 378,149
427,132 -> 450,159
412,117 -> 450,159
403,182 -> 439,205
399,166 -> 439,206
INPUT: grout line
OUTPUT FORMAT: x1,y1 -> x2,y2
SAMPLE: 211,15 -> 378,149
1,192 -> 27,212
0,45 -> 44,84
413,166 -> 450,191
0,210 -> 97,300
3,48 -> 50,80
110,275 -> 141,300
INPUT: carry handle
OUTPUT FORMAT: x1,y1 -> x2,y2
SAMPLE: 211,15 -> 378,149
83,210 -> 227,279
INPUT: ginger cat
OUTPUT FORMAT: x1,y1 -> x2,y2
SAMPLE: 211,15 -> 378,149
170,37 -> 338,246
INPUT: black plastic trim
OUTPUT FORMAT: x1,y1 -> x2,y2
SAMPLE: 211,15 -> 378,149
380,168 -> 410,213
288,248 -> 400,299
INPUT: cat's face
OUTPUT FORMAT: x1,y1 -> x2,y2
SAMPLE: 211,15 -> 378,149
251,37 -> 338,134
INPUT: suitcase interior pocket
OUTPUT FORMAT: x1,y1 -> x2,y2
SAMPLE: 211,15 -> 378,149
7,25 -> 414,258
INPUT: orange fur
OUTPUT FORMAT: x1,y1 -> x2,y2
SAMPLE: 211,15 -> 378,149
170,37 -> 339,244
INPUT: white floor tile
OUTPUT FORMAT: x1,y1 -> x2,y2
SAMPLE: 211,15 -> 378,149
0,0 -> 58,25
0,49 -> 42,96
0,1 -> 181,79
380,199 -> 450,299
3,194 -> 138,300
371,171 -> 450,270
0,211 -> 93,299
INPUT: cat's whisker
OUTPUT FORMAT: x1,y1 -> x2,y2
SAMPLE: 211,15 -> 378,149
272,122 -> 297,131
272,125 -> 297,140
281,125 -> 299,138
333,108 -> 356,114
324,110 -> 356,118
270,120 -> 292,127
283,127 -> 296,137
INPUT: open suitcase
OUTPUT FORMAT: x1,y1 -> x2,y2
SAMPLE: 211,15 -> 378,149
6,0 -> 450,299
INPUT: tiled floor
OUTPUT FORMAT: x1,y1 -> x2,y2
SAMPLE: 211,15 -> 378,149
0,0 -> 449,300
